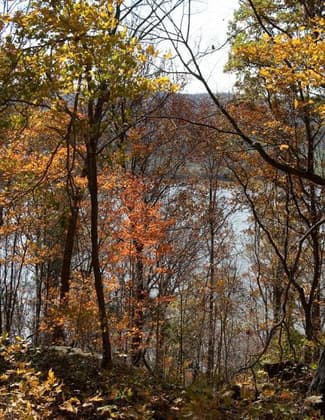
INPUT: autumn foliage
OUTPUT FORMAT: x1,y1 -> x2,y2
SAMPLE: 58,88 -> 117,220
0,0 -> 324,418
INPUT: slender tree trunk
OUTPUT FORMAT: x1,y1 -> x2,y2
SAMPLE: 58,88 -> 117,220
309,185 -> 322,361
5,232 -> 18,334
273,263 -> 284,324
310,348 -> 325,395
207,229 -> 215,383
52,195 -> 81,344
131,241 -> 146,366
34,263 -> 44,346
179,292 -> 184,384
155,298 -> 164,377
305,307 -> 315,364
0,287 -> 2,336
302,185 -> 322,363
207,185 -> 216,384
312,285 -> 321,360
0,209 -> 3,334
87,139 -> 113,369
60,196 -> 80,300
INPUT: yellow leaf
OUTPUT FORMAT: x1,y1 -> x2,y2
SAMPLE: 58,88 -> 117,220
59,400 -> 79,414
146,44 -> 156,55
88,394 -> 104,402
163,51 -> 173,60
279,144 -> 289,151
47,368 -> 55,383
97,405 -> 113,414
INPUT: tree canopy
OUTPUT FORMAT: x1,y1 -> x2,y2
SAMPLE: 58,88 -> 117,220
0,0 -> 324,418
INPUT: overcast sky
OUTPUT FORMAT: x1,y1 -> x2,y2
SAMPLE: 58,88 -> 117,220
183,0 -> 239,93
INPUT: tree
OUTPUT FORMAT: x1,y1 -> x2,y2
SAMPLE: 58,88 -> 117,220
5,0 -> 178,368
226,145 -> 323,363
0,107 -> 71,338
164,0 -> 325,186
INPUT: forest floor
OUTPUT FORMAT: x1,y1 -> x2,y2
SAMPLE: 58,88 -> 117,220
27,346 -> 322,419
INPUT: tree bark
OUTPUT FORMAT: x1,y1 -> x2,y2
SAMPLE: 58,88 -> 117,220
131,241 -> 146,366
310,348 -> 325,394
87,138 -> 113,369
207,210 -> 215,384
60,194 -> 80,300
52,194 -> 80,344
34,263 -> 44,346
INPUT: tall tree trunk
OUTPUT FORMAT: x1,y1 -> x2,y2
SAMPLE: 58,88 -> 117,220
131,241 -> 146,366
303,184 -> 322,363
179,292 -> 184,385
0,283 -> 2,336
52,194 -> 81,344
310,348 -> 325,395
309,184 -> 322,361
207,184 -> 216,384
312,285 -> 321,360
207,222 -> 215,383
304,308 -> 314,364
273,263 -> 284,324
0,208 -> 3,334
34,263 -> 44,346
155,297 -> 164,376
87,139 -> 113,369
60,194 -> 81,300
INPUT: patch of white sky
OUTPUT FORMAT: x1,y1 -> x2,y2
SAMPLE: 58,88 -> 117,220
182,0 -> 239,94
